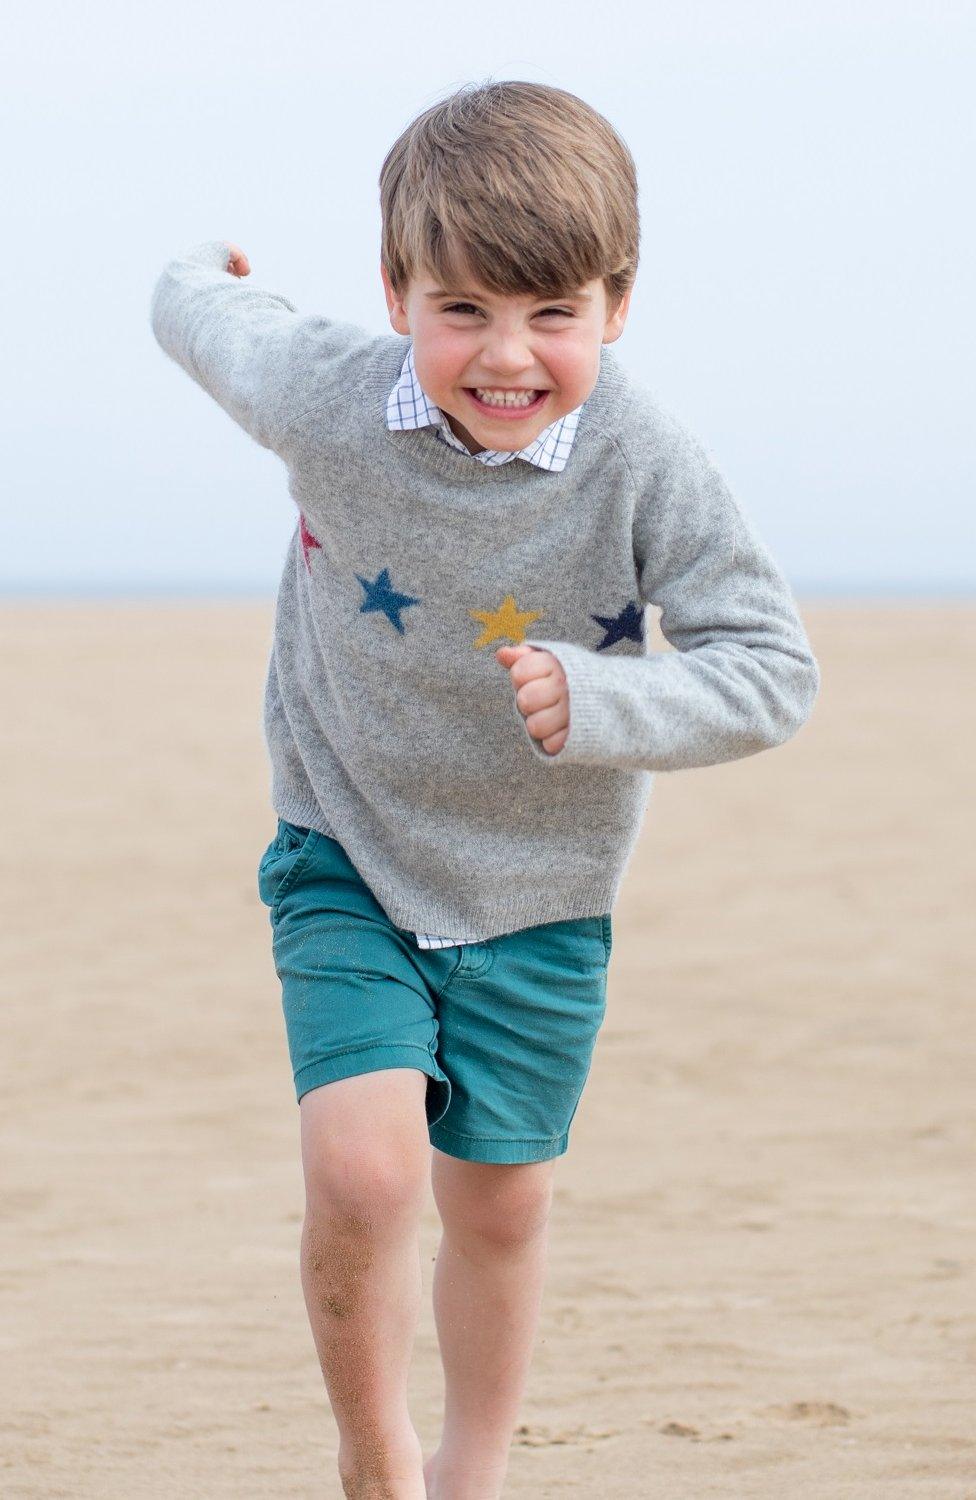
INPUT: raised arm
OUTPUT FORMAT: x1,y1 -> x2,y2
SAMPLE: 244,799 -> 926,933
517,415 -> 820,772
149,240 -> 306,451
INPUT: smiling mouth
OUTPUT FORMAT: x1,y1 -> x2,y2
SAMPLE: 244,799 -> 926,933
463,388 -> 549,417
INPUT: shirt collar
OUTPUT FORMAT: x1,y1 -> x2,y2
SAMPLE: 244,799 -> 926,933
386,343 -> 582,473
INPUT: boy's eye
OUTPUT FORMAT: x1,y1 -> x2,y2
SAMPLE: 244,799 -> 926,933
443,303 -> 572,318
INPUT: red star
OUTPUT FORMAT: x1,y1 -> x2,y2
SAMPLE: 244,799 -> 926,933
299,512 -> 322,572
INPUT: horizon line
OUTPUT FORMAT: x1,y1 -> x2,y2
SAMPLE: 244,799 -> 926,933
1,581 -> 974,603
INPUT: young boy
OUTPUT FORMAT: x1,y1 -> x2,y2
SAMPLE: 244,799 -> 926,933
150,80 -> 819,1500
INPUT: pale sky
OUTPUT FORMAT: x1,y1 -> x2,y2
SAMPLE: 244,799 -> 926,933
2,0 -> 973,594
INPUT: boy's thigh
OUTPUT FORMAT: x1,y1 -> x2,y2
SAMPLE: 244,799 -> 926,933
431,1149 -> 557,1244
300,1070 -> 432,1212
427,916 -> 611,1166
259,822 -> 452,1124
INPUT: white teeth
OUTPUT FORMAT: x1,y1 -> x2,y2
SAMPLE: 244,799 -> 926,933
474,388 -> 539,408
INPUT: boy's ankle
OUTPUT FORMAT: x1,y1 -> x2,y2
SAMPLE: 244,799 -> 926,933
338,1428 -> 426,1499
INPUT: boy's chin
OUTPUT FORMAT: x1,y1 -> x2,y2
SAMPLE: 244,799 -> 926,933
443,407 -> 550,455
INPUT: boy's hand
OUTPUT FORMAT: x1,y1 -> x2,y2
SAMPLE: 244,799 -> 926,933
225,243 -> 251,277
495,644 -> 570,756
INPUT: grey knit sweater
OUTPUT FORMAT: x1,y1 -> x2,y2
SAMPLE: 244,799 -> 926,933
150,240 -> 820,942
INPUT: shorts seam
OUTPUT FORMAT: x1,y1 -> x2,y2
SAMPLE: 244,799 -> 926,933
429,949 -> 469,1002
293,1041 -> 436,1080
428,1122 -> 566,1146
269,826 -> 320,920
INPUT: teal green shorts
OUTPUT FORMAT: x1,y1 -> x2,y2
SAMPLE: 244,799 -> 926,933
257,819 -> 613,1164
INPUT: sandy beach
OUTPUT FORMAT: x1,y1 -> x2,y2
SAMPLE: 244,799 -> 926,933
1,599 -> 973,1498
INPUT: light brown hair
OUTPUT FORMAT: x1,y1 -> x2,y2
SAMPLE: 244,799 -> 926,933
379,79 -> 640,312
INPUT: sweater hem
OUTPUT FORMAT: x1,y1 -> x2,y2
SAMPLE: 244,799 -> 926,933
372,883 -> 620,944
271,788 -> 619,943
273,787 -> 335,836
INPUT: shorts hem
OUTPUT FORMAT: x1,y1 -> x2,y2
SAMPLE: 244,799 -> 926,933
428,1123 -> 570,1164
294,1044 -> 443,1104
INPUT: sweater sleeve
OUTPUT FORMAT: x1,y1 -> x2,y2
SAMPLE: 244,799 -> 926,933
149,240 -> 307,451
517,420 -> 821,771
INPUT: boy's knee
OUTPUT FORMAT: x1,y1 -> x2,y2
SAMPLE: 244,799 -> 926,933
306,1141 -> 429,1229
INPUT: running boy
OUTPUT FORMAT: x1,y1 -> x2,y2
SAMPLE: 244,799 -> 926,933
150,80 -> 819,1500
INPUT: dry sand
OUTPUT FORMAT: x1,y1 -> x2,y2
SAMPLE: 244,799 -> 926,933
0,600 -> 973,1498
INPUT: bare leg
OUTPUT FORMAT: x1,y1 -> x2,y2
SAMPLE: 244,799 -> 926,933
299,1069 -> 432,1499
424,1152 -> 556,1500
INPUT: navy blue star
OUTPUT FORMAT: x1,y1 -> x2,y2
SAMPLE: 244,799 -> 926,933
356,567 -> 422,635
591,600 -> 645,650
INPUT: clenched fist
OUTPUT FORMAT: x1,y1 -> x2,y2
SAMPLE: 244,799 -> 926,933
495,644 -> 570,756
225,243 -> 251,278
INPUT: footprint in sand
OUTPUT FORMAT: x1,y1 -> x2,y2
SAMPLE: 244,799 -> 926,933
762,1400 -> 851,1426
514,1423 -> 619,1448
656,1420 -> 735,1443
660,1421 -> 700,1439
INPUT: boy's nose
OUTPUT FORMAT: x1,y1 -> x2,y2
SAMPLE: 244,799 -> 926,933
477,333 -> 536,377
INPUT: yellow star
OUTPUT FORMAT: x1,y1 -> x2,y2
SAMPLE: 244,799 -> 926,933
469,593 -> 545,649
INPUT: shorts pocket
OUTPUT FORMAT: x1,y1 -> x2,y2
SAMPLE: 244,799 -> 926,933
579,914 -> 613,966
540,914 -> 612,970
257,820 -> 319,917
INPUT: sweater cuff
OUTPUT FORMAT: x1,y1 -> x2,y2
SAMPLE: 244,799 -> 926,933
179,239 -> 233,272
516,638 -> 622,766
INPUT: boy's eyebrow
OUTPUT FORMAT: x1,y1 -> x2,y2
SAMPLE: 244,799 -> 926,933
425,288 -> 594,304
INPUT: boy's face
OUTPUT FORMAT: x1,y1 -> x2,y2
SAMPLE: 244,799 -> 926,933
381,261 -> 633,455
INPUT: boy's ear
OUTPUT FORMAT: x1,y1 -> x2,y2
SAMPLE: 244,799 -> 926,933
381,261 -> 410,334
602,284 -> 634,346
